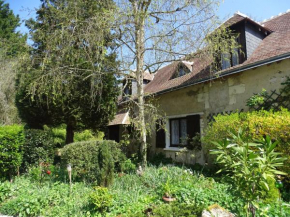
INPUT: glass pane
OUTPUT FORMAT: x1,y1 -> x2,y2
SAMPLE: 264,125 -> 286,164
232,48 -> 239,66
171,120 -> 179,145
221,53 -> 231,70
179,68 -> 186,77
180,119 -> 187,145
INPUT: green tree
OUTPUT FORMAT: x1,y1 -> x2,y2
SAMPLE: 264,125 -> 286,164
16,0 -> 119,143
0,0 -> 27,125
0,0 -> 26,55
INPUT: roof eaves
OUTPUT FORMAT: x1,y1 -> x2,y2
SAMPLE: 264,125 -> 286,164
153,51 -> 290,96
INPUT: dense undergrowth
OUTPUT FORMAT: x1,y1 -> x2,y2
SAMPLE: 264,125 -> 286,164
0,166 -> 289,217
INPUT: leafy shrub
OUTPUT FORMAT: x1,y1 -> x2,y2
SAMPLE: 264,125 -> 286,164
89,186 -> 112,213
61,140 -> 126,185
0,182 -> 12,203
120,159 -> 136,174
22,126 -> 104,171
0,125 -> 24,180
203,109 -> 290,187
210,132 -> 286,216
22,128 -> 55,170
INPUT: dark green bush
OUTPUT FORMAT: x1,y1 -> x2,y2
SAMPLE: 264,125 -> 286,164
61,140 -> 126,185
0,125 -> 24,180
22,128 -> 55,170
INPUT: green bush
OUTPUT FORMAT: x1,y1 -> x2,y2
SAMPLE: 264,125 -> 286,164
0,125 -> 24,180
120,159 -> 136,174
89,186 -> 112,213
210,133 -> 286,216
22,126 -> 104,171
22,128 -> 55,170
61,140 -> 126,185
203,109 -> 290,185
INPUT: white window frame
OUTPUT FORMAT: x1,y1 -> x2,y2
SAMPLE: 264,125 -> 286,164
164,112 -> 203,151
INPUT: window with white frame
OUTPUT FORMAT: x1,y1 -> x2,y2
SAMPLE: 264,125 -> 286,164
169,115 -> 200,147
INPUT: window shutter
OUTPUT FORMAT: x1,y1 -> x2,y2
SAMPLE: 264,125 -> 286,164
187,115 -> 200,141
156,123 -> 166,148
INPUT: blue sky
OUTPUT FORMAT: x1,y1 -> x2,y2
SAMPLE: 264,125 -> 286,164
5,0 -> 290,35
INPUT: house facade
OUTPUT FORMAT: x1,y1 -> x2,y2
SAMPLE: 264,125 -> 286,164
109,11 -> 290,164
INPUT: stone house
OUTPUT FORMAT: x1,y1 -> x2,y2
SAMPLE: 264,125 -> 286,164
108,11 -> 290,164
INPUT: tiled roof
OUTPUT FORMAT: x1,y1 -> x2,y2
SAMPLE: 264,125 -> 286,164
108,111 -> 129,125
144,71 -> 154,81
144,11 -> 290,95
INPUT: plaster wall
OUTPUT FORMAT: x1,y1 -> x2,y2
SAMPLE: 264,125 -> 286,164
151,59 -> 290,164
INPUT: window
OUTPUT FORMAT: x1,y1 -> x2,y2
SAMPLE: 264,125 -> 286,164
169,115 -> 200,147
122,80 -> 132,100
178,67 -> 186,77
171,65 -> 189,79
221,53 -> 231,70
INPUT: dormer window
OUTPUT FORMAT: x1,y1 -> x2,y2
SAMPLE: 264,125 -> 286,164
179,67 -> 186,77
171,61 -> 193,79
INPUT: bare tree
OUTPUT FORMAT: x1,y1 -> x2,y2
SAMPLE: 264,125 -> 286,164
115,0 -> 237,167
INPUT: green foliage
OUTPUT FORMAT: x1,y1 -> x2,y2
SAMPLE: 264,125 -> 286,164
246,88 -> 269,108
16,0 -> 119,143
203,109 -> 290,185
50,125 -> 104,147
0,0 -> 26,55
120,159 -> 137,174
61,140 -> 126,185
210,131 -> 286,216
262,177 -> 280,204
22,128 -> 55,170
0,177 -> 92,217
0,166 -> 289,216
89,186 -> 113,213
0,125 -> 24,180
0,182 -> 12,203
151,203 -> 204,217
148,152 -> 173,166
110,166 -> 245,216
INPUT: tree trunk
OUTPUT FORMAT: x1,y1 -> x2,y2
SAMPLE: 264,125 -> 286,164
66,122 -> 75,144
133,1 -> 147,168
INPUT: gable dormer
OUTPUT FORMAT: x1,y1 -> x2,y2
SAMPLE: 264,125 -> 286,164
220,12 -> 272,70
171,61 -> 194,79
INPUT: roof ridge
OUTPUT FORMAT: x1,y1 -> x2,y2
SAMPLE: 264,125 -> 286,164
235,11 -> 248,18
262,9 -> 290,23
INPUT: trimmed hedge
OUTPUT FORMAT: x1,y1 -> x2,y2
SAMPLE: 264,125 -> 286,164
61,140 -> 126,185
0,125 -> 24,180
22,128 -> 55,170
